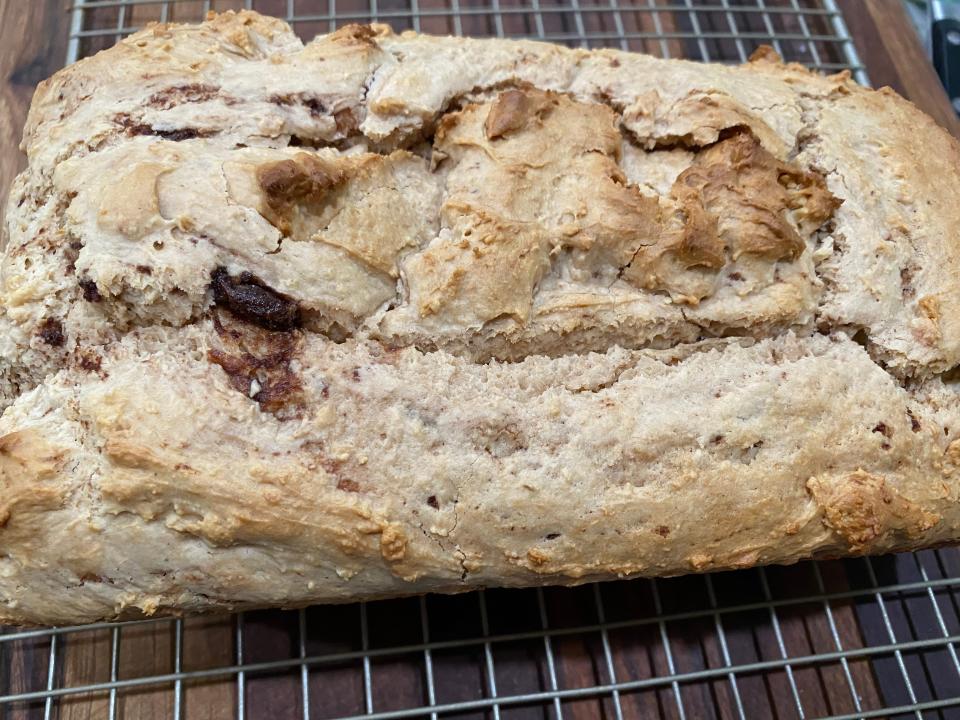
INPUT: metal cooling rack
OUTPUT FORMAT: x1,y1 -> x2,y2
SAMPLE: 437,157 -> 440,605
2,1 -> 944,718
65,0 -> 868,83
6,552 -> 960,718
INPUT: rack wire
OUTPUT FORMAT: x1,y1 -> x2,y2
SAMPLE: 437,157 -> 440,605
1,1 -> 941,718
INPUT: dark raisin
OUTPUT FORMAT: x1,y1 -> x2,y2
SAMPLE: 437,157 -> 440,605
154,127 -> 202,141
907,409 -> 921,432
304,97 -> 325,117
79,278 -> 101,302
209,267 -> 301,331
426,495 -> 439,510
78,351 -> 102,372
115,113 -> 211,141
37,318 -> 64,347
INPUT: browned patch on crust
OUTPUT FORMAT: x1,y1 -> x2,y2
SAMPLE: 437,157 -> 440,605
681,130 -> 836,261
329,24 -> 381,47
920,295 -> 941,323
806,470 -> 940,552
0,430 -> 69,529
484,88 -> 556,140
380,524 -> 407,562
208,312 -> 304,414
625,130 -> 839,302
526,548 -> 550,566
431,89 -> 838,317
671,199 -> 725,269
255,153 -> 346,236
748,45 -> 783,64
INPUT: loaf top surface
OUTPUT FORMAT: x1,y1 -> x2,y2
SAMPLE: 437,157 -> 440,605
3,9 -> 960,403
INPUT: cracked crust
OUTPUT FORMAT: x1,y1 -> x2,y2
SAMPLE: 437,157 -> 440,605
3,11 -> 960,625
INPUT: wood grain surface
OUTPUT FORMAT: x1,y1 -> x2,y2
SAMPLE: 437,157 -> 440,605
838,0 -> 960,138
0,2 -> 958,719
0,0 -> 70,238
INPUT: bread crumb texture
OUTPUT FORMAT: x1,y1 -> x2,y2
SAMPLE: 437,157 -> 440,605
3,11 -> 960,624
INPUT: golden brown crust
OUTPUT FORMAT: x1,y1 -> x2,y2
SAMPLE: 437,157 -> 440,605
807,470 -> 941,553
255,153 -> 347,237
625,131 -> 838,303
0,430 -> 69,530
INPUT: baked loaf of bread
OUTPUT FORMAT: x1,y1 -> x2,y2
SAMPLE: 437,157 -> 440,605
3,10 -> 960,626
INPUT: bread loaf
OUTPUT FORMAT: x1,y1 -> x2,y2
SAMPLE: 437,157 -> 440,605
3,10 -> 960,626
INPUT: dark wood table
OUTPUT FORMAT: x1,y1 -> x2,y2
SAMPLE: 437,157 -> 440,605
2,2 -> 960,719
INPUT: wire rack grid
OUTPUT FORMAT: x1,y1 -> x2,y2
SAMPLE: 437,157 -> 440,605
7,552 -> 960,718
65,0 -> 869,83
4,1 -> 946,719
